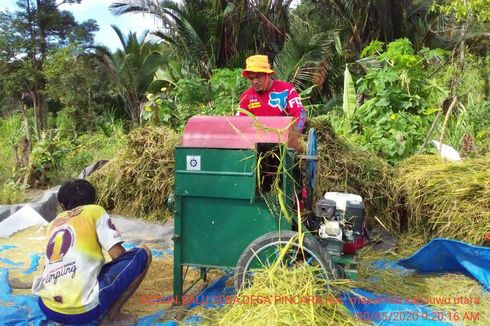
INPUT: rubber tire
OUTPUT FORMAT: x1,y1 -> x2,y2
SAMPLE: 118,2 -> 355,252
234,231 -> 338,291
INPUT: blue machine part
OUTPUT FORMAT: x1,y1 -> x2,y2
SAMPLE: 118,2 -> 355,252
306,128 -> 317,190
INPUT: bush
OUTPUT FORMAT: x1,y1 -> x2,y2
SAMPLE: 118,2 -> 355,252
0,181 -> 25,204
0,115 -> 25,184
24,118 -> 127,187
351,39 -> 450,163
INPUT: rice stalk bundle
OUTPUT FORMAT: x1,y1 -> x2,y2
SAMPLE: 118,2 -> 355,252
395,155 -> 490,244
203,264 -> 364,326
89,126 -> 180,221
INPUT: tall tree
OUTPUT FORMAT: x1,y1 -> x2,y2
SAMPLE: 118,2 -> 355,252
295,0 -> 444,58
0,0 -> 97,133
43,45 -> 116,133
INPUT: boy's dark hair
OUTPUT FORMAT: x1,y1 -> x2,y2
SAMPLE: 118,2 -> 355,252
58,179 -> 96,210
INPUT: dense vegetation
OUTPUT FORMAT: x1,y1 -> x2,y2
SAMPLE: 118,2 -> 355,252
0,0 -> 489,202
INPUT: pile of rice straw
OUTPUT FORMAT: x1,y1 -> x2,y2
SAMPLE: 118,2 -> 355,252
310,116 -> 398,232
89,126 -> 180,221
203,264 -> 364,326
395,155 -> 490,245
203,233 -> 488,325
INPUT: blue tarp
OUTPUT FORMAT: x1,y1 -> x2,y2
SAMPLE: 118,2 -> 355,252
0,268 -> 46,326
397,238 -> 490,291
1,238 -> 488,325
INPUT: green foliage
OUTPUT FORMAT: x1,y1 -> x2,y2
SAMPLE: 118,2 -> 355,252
142,92 -> 179,129
209,68 -> 248,115
94,26 -> 166,124
351,39 -> 450,162
114,0 -> 293,76
77,130 -> 127,162
0,181 -> 25,204
23,115 -> 127,186
143,68 -> 246,130
28,131 -> 77,185
0,115 -> 24,183
55,106 -> 78,139
354,110 -> 426,161
275,15 -> 341,92
435,53 -> 489,154
455,100 -> 490,156
173,77 -> 212,109
44,46 -> 115,132
0,1 -> 98,131
435,0 -> 490,23
470,101 -> 490,146
342,65 -> 356,117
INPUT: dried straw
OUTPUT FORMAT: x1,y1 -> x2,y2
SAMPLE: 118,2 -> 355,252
310,116 -> 398,233
89,126 -> 180,221
202,264 -> 365,326
395,155 -> 490,244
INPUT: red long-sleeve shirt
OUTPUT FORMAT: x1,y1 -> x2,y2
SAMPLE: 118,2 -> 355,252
239,80 -> 307,133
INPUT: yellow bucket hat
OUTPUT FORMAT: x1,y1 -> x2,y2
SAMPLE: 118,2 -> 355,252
242,55 -> 275,77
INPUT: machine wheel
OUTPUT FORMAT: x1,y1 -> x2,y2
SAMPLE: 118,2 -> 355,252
234,231 -> 338,291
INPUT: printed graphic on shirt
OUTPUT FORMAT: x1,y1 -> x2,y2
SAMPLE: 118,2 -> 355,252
43,261 -> 77,285
268,91 -> 288,110
288,97 -> 302,107
298,110 -> 307,132
107,217 -> 122,239
108,218 -> 117,230
50,207 -> 83,229
46,226 -> 75,264
248,99 -> 261,109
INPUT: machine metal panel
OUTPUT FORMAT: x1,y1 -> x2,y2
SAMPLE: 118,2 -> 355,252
174,148 -> 256,200
179,196 -> 289,267
181,116 -> 300,151
173,119 -> 300,299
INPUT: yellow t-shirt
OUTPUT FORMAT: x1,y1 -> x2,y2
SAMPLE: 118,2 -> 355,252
32,204 -> 123,314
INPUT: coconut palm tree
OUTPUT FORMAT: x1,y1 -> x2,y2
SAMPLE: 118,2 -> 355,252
275,15 -> 342,95
93,26 -> 166,124
109,0 -> 294,77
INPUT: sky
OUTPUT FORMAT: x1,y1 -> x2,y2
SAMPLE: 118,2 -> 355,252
1,0 -> 160,51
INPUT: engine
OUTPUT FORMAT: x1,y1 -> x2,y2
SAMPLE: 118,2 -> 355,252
313,192 -> 366,256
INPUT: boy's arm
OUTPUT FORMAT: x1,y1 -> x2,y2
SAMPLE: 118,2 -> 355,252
108,242 -> 126,260
95,208 -> 124,258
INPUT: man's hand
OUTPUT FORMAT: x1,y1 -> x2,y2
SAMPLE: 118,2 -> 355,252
108,242 -> 126,261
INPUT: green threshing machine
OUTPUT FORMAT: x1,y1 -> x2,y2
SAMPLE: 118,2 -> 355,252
172,116 -> 365,300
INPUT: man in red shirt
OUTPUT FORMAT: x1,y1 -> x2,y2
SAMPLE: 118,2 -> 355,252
239,55 -> 307,133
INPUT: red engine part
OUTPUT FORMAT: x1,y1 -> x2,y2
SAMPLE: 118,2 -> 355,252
342,238 -> 365,254
342,224 -> 368,254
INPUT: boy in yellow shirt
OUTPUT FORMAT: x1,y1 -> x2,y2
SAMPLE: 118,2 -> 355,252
32,179 -> 152,324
